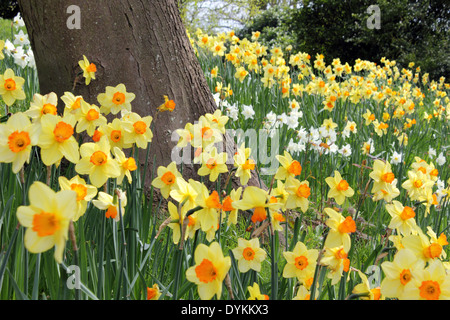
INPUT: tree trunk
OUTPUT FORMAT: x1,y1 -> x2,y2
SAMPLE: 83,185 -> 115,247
17,0 -> 262,193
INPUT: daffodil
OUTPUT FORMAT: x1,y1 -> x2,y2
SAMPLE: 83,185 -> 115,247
282,241 -> 319,282
123,112 -> 153,149
401,170 -> 434,202
25,92 -> 58,123
292,286 -> 313,300
402,259 -> 450,300
103,118 -> 132,150
231,237 -> 266,273
402,226 -> 448,262
233,143 -> 256,186
75,137 -> 121,188
232,186 -> 281,223
146,284 -> 162,300
186,242 -> 231,300
352,269 -> 383,300
380,248 -> 425,299
320,246 -> 350,285
16,181 -> 77,263
169,178 -> 198,211
247,282 -> 269,300
37,113 -> 80,166
61,92 -> 84,117
284,177 -> 311,212
92,189 -> 127,221
58,175 -> 97,221
385,201 -> 418,236
0,40 -> 4,60
157,95 -> 176,113
97,83 -> 136,115
112,147 -> 137,185
197,147 -> 228,182
151,161 -> 182,199
0,68 -> 26,106
222,187 -> 242,226
76,101 -> 107,137
167,201 -> 188,245
78,55 -> 96,85
325,171 -> 354,205
0,112 -> 39,173
274,151 -> 302,180
323,208 -> 356,252
369,159 -> 396,194
190,182 -> 222,233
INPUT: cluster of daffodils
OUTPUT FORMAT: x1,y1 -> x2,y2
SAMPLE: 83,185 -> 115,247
1,54 -> 169,263
0,13 -> 36,69
191,28 -> 449,171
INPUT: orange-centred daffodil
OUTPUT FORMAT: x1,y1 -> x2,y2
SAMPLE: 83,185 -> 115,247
16,181 -> 77,263
0,68 -> 26,106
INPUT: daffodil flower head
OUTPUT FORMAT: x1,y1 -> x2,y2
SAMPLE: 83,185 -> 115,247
0,68 -> 26,106
58,175 -> 97,221
92,189 -> 127,222
76,100 -> 107,137
152,161 -> 182,199
185,242 -> 231,300
25,92 -> 58,123
78,55 -> 96,85
197,147 -> 228,182
97,83 -> 136,115
122,112 -> 153,149
0,112 -> 39,173
282,241 -> 319,282
113,147 -> 138,185
157,95 -> 176,113
274,151 -> 302,181
38,113 -> 80,166
325,170 -> 354,205
232,237 -> 266,273
324,207 -> 356,252
75,136 -> 121,188
16,181 -> 77,263
247,282 -> 269,300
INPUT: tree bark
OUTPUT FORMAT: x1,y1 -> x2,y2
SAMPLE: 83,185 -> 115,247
17,0 -> 262,193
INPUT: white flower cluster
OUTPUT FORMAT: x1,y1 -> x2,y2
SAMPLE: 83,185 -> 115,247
2,13 -> 36,69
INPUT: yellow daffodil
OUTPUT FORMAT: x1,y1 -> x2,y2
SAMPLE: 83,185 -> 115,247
112,147 -> 138,185
78,55 -> 96,85
284,177 -> 311,213
167,201 -> 188,245
0,68 -> 26,106
25,92 -> 58,123
323,208 -> 356,252
247,282 -> 269,300
157,95 -> 176,113
402,226 -> 448,262
38,113 -> 80,166
103,118 -> 132,150
92,189 -> 127,222
222,187 -> 242,226
385,201 -> 418,236
292,286 -> 313,300
147,284 -> 162,300
190,182 -> 222,233
233,143 -> 256,186
97,83 -> 136,115
320,246 -> 350,285
380,248 -> 425,299
401,170 -> 434,202
352,269 -> 383,300
232,237 -> 267,273
58,175 -> 97,221
170,178 -> 198,211
16,181 -> 77,263
76,101 -> 107,137
198,147 -> 228,182
232,186 -> 281,223
282,241 -> 319,282
75,137 -> 121,188
402,259 -> 450,300
61,92 -> 84,117
151,161 -> 182,199
274,151 -> 302,181
0,112 -> 39,173
123,112 -> 153,149
186,242 -> 231,300
325,171 -> 354,205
